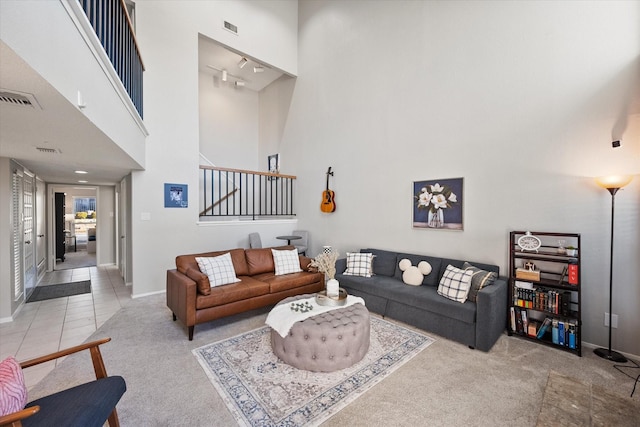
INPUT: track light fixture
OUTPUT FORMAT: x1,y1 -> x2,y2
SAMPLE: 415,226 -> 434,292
238,57 -> 248,68
253,65 -> 264,73
234,81 -> 245,87
221,70 -> 227,82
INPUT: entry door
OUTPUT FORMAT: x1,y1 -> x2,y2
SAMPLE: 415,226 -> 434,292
35,177 -> 46,281
23,171 -> 36,298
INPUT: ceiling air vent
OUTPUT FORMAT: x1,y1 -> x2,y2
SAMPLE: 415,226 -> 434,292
0,90 -> 41,109
223,20 -> 238,35
35,146 -> 61,154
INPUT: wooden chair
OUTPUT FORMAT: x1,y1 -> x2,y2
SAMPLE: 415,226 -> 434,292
0,338 -> 126,427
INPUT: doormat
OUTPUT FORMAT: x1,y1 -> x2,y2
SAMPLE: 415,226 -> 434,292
27,281 -> 91,303
193,317 -> 434,426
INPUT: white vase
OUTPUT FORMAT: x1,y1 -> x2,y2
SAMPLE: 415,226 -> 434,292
326,278 -> 340,298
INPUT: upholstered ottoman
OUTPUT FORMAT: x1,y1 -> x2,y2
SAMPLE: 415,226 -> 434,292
270,294 -> 370,372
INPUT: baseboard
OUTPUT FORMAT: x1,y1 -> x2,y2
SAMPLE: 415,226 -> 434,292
582,340 -> 640,362
132,289 -> 166,299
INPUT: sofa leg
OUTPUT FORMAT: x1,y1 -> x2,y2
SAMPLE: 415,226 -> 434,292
188,326 -> 194,341
468,345 -> 475,350
172,313 -> 176,321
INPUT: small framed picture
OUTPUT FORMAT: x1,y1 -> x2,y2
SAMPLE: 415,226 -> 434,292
268,153 -> 280,174
164,183 -> 188,208
413,177 -> 463,230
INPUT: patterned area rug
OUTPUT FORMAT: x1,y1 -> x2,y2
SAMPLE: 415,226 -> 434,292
193,317 -> 434,426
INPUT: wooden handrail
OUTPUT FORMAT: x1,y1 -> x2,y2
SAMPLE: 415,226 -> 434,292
199,165 -> 297,180
118,0 -> 145,70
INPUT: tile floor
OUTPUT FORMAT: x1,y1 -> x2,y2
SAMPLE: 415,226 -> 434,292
0,265 -> 131,390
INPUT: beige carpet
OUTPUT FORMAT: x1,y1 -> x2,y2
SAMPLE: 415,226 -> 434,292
537,371 -> 640,426
27,294 -> 640,426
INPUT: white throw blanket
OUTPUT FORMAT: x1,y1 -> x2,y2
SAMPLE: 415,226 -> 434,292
266,295 -> 365,338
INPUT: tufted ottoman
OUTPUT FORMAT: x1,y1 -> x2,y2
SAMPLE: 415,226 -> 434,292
270,294 -> 370,372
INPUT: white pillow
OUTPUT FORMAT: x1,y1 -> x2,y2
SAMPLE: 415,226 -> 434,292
343,252 -> 374,277
272,248 -> 302,276
437,264 -> 473,303
195,253 -> 241,287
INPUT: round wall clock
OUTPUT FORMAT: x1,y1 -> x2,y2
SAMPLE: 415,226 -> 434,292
517,231 -> 541,252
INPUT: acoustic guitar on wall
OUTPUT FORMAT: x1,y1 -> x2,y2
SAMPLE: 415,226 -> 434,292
321,167 -> 336,213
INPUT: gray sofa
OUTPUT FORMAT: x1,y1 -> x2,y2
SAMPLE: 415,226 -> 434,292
335,248 -> 507,352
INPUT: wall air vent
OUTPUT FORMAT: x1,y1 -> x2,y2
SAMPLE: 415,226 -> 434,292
224,20 -> 238,35
0,90 -> 42,109
35,147 -> 61,154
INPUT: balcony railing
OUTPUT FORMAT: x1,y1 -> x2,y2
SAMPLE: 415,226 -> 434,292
200,166 -> 297,220
78,0 -> 144,117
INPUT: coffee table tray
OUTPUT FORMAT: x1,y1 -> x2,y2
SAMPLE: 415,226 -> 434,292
315,288 -> 348,306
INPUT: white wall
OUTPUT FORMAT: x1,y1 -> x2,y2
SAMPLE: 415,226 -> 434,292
199,69 -> 260,170
131,0 -> 299,297
270,0 -> 639,354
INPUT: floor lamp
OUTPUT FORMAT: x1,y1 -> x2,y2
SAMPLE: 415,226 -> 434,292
593,175 -> 633,363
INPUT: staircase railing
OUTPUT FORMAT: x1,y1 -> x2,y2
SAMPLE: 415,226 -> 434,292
200,166 -> 296,220
78,0 -> 144,117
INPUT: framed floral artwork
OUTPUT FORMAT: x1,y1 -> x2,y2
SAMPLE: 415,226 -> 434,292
413,178 -> 463,230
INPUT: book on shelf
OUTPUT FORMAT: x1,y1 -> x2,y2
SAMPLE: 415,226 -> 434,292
527,321 -> 538,337
568,322 -> 576,349
536,317 -> 552,339
552,319 -> 559,344
510,307 -> 516,332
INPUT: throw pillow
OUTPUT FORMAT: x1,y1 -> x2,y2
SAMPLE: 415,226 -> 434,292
437,264 -> 473,303
463,262 -> 498,302
399,259 -> 433,286
0,356 -> 27,416
195,252 -> 241,287
343,252 -> 374,277
272,248 -> 302,276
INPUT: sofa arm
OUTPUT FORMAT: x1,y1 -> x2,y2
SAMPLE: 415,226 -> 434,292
474,277 -> 508,351
166,269 -> 197,329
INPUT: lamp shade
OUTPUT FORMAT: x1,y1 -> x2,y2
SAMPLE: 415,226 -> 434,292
595,175 -> 633,190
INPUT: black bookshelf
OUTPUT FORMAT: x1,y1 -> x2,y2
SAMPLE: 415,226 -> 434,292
507,231 -> 581,356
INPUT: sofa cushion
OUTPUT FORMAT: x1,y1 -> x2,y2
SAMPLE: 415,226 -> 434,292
185,267 -> 211,296
361,248 -> 398,277
394,253 -> 442,286
437,265 -> 473,303
463,262 -> 498,302
272,248 -> 302,275
438,258 -> 498,282
196,253 -> 241,287
337,274 -> 477,324
343,252 -> 374,277
245,246 -> 294,275
0,356 -> 27,416
176,248 -> 249,276
196,276 -> 270,309
254,271 -> 324,294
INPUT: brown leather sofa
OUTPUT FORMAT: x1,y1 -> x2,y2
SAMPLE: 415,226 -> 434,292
166,246 -> 324,340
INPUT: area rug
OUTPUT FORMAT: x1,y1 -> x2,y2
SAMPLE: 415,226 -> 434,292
26,280 -> 91,303
536,371 -> 640,426
193,316 -> 434,426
